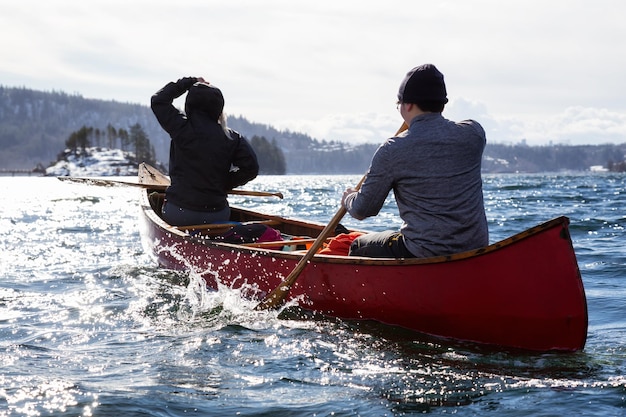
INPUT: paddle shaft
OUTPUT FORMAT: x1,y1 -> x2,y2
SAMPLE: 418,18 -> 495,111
57,176 -> 283,199
255,122 -> 409,310
254,203 -> 351,310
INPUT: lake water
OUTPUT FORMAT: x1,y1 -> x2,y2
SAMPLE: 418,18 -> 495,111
1,173 -> 624,416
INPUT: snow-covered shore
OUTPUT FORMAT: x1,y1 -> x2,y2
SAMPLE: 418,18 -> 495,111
45,148 -> 140,177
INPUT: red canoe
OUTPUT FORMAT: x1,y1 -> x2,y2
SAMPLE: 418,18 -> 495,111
137,165 -> 588,352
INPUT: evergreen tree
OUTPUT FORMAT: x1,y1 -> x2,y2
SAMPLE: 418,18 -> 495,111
270,138 -> 287,174
130,123 -> 156,165
106,124 -> 118,149
118,128 -> 130,151
94,128 -> 102,147
64,125 -> 92,153
250,135 -> 286,174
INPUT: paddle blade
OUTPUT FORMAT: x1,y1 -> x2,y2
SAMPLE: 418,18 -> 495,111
57,176 -> 167,190
255,284 -> 291,310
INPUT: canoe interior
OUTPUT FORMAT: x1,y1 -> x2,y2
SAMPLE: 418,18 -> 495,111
145,189 -> 580,265
145,190 -> 346,241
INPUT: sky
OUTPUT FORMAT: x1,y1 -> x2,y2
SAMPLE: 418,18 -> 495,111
2,0 -> 626,147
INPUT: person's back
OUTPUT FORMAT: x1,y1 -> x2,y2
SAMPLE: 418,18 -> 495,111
151,77 -> 259,226
166,117 -> 249,211
374,113 -> 487,257
342,64 -> 488,258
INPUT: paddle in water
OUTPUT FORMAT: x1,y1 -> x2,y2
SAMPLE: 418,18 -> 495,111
255,122 -> 408,310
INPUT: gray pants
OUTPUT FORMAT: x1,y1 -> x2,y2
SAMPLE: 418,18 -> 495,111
349,230 -> 415,258
161,200 -> 230,226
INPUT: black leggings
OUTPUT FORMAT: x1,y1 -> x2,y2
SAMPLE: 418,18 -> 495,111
161,200 -> 230,226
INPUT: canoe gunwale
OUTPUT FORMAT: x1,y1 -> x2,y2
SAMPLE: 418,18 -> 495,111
140,187 -> 572,267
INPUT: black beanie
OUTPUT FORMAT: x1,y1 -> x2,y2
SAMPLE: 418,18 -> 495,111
185,82 -> 225,121
397,64 -> 448,104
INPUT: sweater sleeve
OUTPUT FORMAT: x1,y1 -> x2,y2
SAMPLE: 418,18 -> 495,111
150,77 -> 197,137
344,143 -> 394,220
225,132 -> 260,189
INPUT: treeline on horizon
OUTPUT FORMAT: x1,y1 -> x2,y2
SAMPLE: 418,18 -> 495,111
64,124 -> 157,166
59,124 -> 287,175
1,85 -> 626,173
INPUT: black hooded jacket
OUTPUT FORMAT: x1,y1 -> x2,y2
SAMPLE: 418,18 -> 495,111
151,77 -> 259,211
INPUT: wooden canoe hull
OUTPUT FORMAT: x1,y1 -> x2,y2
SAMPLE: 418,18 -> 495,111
138,188 -> 587,352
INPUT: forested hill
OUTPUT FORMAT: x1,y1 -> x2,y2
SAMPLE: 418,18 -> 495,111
2,85 -> 626,173
0,86 -> 335,173
1,86 -> 166,170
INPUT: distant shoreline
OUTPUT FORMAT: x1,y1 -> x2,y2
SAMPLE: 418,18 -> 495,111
0,169 -> 44,177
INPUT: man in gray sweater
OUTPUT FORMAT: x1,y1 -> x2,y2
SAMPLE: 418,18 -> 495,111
342,64 -> 488,258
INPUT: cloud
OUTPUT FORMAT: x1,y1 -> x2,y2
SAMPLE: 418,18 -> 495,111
449,102 -> 626,146
271,100 -> 626,147
2,0 -> 626,146
514,107 -> 626,145
272,112 -> 401,144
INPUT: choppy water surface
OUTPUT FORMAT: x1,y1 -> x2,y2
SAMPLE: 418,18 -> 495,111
1,174 -> 624,416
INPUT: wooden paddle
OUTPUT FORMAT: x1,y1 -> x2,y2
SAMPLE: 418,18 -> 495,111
255,122 -> 409,310
57,176 -> 284,199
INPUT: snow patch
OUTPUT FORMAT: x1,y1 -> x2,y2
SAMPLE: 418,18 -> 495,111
45,147 -> 139,177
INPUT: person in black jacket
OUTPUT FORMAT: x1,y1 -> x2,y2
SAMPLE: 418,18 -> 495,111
151,77 -> 259,226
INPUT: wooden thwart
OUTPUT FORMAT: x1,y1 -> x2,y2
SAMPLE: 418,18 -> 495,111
175,219 -> 280,232
242,238 -> 324,248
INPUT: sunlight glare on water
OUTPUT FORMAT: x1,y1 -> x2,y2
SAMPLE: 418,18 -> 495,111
1,174 -> 625,416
